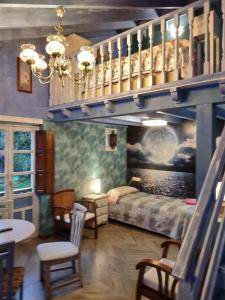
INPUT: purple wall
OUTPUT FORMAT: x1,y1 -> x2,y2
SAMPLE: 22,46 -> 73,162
0,38 -> 49,119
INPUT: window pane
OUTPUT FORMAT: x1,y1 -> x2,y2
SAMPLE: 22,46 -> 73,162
0,155 -> 5,173
0,130 -> 5,150
13,153 -> 31,172
13,174 -> 32,194
0,176 -> 6,197
13,131 -> 32,150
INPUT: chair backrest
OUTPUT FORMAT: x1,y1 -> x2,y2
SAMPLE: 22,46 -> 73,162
70,203 -> 87,250
52,189 -> 76,216
0,241 -> 15,300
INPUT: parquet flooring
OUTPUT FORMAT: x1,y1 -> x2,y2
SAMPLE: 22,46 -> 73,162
15,221 -> 178,300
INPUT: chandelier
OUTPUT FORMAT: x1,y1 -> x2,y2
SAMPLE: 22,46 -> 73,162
19,6 -> 95,87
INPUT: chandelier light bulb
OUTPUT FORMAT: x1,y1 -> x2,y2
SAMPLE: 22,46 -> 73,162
20,44 -> 38,65
32,55 -> 48,73
77,46 -> 95,70
45,40 -> 65,57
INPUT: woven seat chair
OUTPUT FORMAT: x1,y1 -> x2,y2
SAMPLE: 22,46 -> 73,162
52,189 -> 98,239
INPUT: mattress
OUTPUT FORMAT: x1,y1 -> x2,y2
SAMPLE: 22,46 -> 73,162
109,192 -> 195,240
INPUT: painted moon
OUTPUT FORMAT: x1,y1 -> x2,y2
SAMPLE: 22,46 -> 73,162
142,126 -> 178,164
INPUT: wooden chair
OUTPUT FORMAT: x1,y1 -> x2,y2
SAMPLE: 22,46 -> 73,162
136,240 -> 181,300
37,203 -> 87,299
0,241 -> 24,300
52,189 -> 98,239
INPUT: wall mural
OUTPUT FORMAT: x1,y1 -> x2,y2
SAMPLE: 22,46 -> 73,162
127,121 -> 196,198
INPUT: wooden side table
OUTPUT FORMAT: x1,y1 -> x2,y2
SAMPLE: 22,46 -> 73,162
82,193 -> 108,226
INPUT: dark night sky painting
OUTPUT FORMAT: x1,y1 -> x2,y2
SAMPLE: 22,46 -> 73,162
127,121 -> 196,198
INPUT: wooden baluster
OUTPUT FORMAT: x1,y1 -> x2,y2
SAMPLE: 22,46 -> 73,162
117,37 -> 122,93
108,40 -> 113,95
188,7 -> 194,78
49,75 -> 54,107
84,70 -> 89,100
174,14 -> 179,81
100,44 -> 104,97
137,29 -> 142,89
78,68 -> 82,100
72,57 -> 77,102
161,18 -> 166,83
204,1 -> 210,74
148,24 -> 154,87
127,33 -> 132,91
222,0 -> 225,71
93,48 -> 97,98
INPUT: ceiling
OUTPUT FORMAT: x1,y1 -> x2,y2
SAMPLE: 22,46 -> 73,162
0,0 -> 195,43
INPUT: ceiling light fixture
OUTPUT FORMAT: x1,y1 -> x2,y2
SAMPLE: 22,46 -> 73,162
142,119 -> 168,127
19,6 -> 95,87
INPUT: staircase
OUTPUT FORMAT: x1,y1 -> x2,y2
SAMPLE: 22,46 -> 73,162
172,125 -> 225,299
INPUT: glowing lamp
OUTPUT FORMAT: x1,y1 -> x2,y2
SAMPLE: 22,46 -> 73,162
142,119 -> 168,127
20,44 -> 38,65
77,46 -> 95,70
45,35 -> 66,56
32,55 -> 48,73
94,178 -> 101,194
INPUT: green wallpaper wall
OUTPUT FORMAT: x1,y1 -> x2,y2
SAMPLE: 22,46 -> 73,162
39,120 -> 127,235
44,120 -> 127,196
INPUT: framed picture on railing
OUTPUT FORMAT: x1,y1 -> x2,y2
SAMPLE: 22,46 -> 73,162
17,57 -> 32,93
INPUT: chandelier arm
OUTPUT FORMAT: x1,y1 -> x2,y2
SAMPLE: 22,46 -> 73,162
32,67 -> 54,81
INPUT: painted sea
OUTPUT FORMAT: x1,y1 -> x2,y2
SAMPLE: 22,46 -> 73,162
128,168 -> 195,198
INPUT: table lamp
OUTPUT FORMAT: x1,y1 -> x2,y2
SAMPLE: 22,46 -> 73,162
94,178 -> 101,194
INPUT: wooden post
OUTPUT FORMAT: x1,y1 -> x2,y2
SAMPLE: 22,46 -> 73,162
137,29 -> 142,89
188,7 -> 194,78
78,68 -> 82,100
148,24 -> 154,87
196,104 -> 216,197
161,18 -> 166,84
174,13 -> 179,81
204,1 -> 210,75
127,33 -> 132,91
93,48 -> 97,98
222,0 -> 225,71
100,44 -> 104,97
117,37 -> 122,93
108,40 -> 113,95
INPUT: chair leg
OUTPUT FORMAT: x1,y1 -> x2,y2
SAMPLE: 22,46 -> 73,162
72,260 -> 76,274
78,258 -> 83,288
40,261 -> 44,281
94,218 -> 98,239
19,282 -> 24,300
44,263 -> 51,300
136,289 -> 142,300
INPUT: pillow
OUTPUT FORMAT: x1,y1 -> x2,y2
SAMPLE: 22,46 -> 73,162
108,186 -> 139,204
184,198 -> 196,205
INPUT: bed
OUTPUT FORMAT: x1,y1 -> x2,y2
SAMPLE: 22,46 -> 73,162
108,187 -> 195,240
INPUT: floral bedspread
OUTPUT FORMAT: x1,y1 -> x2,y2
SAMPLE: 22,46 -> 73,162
109,192 -> 195,240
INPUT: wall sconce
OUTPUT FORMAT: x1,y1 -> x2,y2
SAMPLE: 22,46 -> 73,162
105,128 -> 117,151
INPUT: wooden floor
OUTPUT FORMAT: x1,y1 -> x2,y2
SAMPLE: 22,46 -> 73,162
15,221 -> 178,300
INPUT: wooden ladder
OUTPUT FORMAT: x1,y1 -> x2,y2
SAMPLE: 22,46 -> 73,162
172,125 -> 225,300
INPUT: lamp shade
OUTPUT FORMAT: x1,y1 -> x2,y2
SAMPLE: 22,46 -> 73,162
94,178 -> 101,194
20,44 -> 38,65
77,46 -> 95,69
32,55 -> 48,73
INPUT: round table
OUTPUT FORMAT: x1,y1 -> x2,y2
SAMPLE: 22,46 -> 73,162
0,219 -> 35,244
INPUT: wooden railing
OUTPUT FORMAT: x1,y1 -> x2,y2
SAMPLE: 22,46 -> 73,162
49,0 -> 223,107
172,125 -> 225,300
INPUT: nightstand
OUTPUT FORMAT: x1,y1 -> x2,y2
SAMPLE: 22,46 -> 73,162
82,193 -> 108,226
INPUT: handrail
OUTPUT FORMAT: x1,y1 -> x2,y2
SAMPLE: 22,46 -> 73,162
172,126 -> 225,299
91,0 -> 205,48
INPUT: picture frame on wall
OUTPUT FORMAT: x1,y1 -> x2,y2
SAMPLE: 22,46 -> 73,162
17,57 -> 32,93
